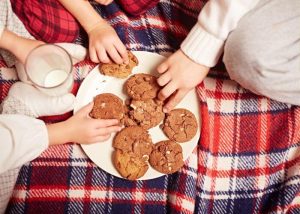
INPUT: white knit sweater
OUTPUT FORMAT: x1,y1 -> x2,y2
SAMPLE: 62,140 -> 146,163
181,0 -> 260,67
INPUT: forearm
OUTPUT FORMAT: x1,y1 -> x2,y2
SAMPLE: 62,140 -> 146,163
0,29 -> 44,63
46,121 -> 72,146
58,0 -> 106,33
0,30 -> 18,54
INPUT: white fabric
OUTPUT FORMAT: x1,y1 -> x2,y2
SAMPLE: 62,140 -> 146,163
0,115 -> 48,174
0,168 -> 20,214
0,0 -> 33,67
1,82 -> 75,117
181,0 -> 260,67
0,115 -> 48,213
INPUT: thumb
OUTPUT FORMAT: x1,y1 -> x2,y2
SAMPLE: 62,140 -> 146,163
45,93 -> 76,116
75,102 -> 94,117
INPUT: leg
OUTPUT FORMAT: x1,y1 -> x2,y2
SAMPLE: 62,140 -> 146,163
11,0 -> 79,43
223,0 -> 300,105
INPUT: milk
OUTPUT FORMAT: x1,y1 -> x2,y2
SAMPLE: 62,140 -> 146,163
38,69 -> 73,96
44,69 -> 68,87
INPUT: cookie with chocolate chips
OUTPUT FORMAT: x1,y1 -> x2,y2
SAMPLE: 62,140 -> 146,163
125,73 -> 160,101
162,108 -> 198,142
90,93 -> 124,122
113,126 -> 153,157
113,149 -> 149,180
149,140 -> 184,174
126,99 -> 165,129
99,51 -> 138,78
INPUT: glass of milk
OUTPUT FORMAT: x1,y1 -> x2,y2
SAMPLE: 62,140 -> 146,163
25,44 -> 73,96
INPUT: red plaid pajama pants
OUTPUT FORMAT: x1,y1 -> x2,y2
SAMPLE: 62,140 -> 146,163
11,0 -> 80,43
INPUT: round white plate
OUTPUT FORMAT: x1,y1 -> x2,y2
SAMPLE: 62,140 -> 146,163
74,51 -> 201,180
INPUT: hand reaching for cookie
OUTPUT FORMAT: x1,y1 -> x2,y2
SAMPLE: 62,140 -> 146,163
47,102 -> 122,146
87,21 -> 128,64
157,49 -> 210,112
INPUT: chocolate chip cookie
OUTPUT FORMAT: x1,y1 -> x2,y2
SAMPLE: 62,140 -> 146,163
99,51 -> 138,78
149,140 -> 184,174
113,126 -> 153,157
125,73 -> 160,100
90,93 -> 124,121
113,149 -> 149,180
127,99 -> 164,129
162,108 -> 198,142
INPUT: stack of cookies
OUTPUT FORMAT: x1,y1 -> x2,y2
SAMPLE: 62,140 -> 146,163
91,51 -> 198,180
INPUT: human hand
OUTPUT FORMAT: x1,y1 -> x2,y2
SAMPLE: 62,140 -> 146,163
2,82 -> 75,117
157,49 -> 209,112
58,102 -> 122,145
87,21 -> 128,64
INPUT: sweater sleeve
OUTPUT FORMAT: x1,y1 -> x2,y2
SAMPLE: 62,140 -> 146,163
0,115 -> 49,174
181,0 -> 260,67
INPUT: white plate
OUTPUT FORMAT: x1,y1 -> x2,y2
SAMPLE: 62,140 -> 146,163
74,51 -> 201,180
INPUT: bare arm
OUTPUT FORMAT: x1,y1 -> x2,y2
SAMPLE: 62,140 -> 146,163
57,0 -> 105,33
57,0 -> 128,64
0,30 -> 44,64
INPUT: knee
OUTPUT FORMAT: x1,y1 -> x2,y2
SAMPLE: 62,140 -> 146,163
223,27 -> 276,95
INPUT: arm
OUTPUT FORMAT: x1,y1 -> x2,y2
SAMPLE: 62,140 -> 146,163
0,103 -> 121,174
181,0 -> 260,67
57,0 -> 128,64
157,0 -> 260,112
0,30 -> 44,64
0,115 -> 48,174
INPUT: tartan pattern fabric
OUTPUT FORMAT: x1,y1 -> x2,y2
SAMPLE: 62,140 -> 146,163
1,0 -> 299,213
11,0 -> 79,43
116,0 -> 160,16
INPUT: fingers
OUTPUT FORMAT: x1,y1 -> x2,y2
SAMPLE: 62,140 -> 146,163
96,125 -> 122,135
157,61 -> 169,74
163,89 -> 189,113
114,42 -> 128,64
97,47 -> 110,63
95,119 -> 120,128
107,45 -> 123,64
157,81 -> 178,101
89,48 -> 99,63
157,72 -> 171,87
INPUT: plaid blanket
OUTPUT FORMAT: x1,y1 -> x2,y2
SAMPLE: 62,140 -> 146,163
2,0 -> 300,213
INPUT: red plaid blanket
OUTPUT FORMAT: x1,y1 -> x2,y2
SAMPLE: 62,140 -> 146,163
2,0 -> 300,213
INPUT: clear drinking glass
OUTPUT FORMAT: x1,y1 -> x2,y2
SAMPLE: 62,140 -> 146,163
25,44 -> 73,96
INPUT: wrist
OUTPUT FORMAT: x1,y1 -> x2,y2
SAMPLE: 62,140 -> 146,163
86,19 -> 108,34
46,121 -> 72,146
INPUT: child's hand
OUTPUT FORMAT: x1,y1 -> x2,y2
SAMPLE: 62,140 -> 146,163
157,49 -> 209,112
66,102 -> 122,144
87,21 -> 128,64
47,102 -> 122,146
